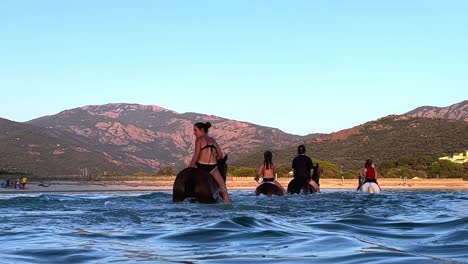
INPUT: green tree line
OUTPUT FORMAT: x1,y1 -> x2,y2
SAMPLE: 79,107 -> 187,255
229,156 -> 468,180
97,155 -> 468,181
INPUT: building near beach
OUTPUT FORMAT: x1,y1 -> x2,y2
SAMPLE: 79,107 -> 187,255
439,151 -> 468,164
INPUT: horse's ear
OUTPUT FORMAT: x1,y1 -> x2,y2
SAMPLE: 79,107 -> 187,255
223,154 -> 228,162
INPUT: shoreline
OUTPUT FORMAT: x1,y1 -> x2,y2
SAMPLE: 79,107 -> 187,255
1,178 -> 467,194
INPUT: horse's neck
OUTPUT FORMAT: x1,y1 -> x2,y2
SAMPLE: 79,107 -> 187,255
218,162 -> 227,181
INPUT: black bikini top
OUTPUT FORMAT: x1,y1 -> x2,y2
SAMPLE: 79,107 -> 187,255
200,137 -> 217,164
201,144 -> 216,150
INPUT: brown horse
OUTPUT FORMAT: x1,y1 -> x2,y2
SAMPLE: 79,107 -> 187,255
255,182 -> 285,196
287,178 -> 317,194
287,163 -> 321,194
172,155 -> 228,203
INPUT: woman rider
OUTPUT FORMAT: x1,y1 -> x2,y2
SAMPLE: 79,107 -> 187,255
188,122 -> 231,203
255,151 -> 286,193
363,159 -> 379,185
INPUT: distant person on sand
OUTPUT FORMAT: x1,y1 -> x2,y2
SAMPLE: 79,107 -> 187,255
292,145 -> 320,192
5,178 -> 11,188
188,122 -> 231,203
255,151 -> 286,193
21,177 -> 28,189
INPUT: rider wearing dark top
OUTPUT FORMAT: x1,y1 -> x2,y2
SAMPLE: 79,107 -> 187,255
290,144 -> 319,193
292,145 -> 313,180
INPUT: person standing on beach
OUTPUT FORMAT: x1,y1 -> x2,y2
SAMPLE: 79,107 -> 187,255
21,177 -> 28,189
292,145 -> 320,192
188,122 -> 231,203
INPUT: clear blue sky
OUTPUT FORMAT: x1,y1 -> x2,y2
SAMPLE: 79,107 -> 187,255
1,1 -> 467,135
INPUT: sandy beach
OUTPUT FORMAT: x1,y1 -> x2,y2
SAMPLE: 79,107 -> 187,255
229,178 -> 468,190
0,181 -> 173,194
1,178 -> 467,194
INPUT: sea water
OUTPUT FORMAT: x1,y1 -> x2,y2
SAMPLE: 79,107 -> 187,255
0,190 -> 467,263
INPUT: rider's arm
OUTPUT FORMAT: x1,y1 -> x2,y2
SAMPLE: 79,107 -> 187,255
255,164 -> 263,182
257,163 -> 264,177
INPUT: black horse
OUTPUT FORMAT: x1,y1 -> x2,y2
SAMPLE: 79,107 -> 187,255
255,182 -> 285,196
287,163 -> 320,194
287,178 -> 316,194
172,155 -> 228,203
311,163 -> 321,186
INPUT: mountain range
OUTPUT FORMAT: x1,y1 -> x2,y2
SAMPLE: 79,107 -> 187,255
405,100 -> 467,122
0,117 -> 135,176
1,104 -> 316,176
233,114 -> 468,170
1,100 -> 466,176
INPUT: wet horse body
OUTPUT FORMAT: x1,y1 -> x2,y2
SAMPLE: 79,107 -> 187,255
255,181 -> 285,196
356,175 -> 382,194
173,155 -> 228,203
287,164 -> 321,194
287,178 -> 316,194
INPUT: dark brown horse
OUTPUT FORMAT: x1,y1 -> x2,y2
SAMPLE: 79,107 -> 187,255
287,178 -> 316,194
172,155 -> 228,203
311,163 -> 321,186
255,182 -> 285,196
287,163 -> 321,194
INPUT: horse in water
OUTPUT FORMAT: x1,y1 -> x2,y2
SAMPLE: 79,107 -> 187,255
255,181 -> 285,196
287,163 -> 321,194
287,178 -> 316,194
173,155 -> 228,203
356,174 -> 381,194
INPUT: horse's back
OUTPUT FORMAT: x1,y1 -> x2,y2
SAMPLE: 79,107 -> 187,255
287,178 -> 316,194
360,182 -> 381,194
255,182 -> 285,196
173,168 -> 219,203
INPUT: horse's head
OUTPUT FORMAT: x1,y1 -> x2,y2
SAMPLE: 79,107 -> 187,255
217,154 -> 228,182
313,163 -> 321,177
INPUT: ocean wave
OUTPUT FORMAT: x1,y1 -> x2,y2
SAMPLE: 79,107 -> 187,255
0,190 -> 466,263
